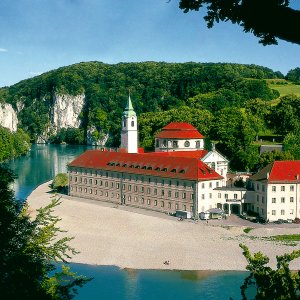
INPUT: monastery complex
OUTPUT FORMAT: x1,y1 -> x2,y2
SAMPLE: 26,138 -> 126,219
68,96 -> 300,222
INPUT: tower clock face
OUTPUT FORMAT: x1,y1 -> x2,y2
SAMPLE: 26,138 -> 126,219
184,141 -> 190,147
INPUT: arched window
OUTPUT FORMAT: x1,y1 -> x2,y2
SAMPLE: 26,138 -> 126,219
131,120 -> 134,127
123,120 -> 126,127
211,162 -> 216,170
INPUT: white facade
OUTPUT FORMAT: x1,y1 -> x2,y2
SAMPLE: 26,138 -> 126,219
155,138 -> 204,152
249,181 -> 300,222
196,179 -> 223,213
201,149 -> 228,186
121,115 -> 138,153
213,187 -> 247,215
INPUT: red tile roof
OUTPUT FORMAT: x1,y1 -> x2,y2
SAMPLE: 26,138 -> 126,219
147,150 -> 208,159
68,150 -> 222,181
163,122 -> 199,130
269,161 -> 300,183
155,122 -> 204,139
251,160 -> 300,183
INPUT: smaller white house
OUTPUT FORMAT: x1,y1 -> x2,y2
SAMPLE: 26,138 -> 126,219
248,161 -> 300,222
213,187 -> 247,215
155,122 -> 205,152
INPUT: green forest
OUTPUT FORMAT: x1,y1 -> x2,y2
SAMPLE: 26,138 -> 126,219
0,61 -> 300,170
0,127 -> 31,162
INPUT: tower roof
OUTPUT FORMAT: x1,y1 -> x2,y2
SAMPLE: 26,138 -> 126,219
123,95 -> 136,118
155,122 -> 204,139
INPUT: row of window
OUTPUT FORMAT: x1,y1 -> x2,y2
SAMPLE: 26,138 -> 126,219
255,184 -> 296,192
157,140 -> 201,149
256,196 -> 296,204
71,175 -> 221,191
271,197 -> 294,204
272,185 -> 295,192
218,193 -> 240,200
71,184 -> 193,199
71,173 -> 193,188
70,186 -> 193,211
271,209 -> 294,216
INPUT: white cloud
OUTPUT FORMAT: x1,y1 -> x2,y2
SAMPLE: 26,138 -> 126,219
0,48 -> 8,52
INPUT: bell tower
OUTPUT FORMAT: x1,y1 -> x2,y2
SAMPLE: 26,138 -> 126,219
120,94 -> 138,153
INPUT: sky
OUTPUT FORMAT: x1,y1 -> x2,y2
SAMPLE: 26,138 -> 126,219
0,0 -> 299,87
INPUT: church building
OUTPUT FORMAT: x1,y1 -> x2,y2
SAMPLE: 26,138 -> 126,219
68,96 -> 228,218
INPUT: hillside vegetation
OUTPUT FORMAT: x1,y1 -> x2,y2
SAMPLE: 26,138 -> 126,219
1,61 -> 300,170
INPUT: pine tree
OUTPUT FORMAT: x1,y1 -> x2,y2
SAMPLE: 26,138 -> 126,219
0,165 -> 90,300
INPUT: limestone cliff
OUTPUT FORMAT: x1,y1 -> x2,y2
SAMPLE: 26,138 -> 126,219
0,103 -> 18,132
51,93 -> 85,133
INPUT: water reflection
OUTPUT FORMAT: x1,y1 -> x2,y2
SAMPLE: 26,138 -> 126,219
70,264 -> 248,300
8,144 -> 93,200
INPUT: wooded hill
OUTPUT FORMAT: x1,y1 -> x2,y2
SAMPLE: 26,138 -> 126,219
1,61 -> 300,170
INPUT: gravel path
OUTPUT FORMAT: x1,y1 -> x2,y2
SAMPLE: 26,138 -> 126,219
27,182 -> 300,271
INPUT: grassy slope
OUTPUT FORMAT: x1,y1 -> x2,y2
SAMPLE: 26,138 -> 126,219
267,79 -> 300,97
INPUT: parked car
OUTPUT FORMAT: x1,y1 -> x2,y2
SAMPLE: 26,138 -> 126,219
274,219 -> 284,224
176,210 -> 192,219
294,218 -> 300,224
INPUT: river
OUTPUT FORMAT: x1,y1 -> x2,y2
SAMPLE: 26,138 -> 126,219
8,144 -> 249,299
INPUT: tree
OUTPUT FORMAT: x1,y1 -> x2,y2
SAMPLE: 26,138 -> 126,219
0,166 -> 89,299
270,95 -> 300,134
286,68 -> 300,84
179,0 -> 300,45
234,177 -> 245,188
256,150 -> 294,170
211,107 -> 258,170
52,173 -> 69,192
239,244 -> 300,299
283,129 -> 300,160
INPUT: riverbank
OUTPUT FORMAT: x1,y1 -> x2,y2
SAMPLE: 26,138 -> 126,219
27,182 -> 300,271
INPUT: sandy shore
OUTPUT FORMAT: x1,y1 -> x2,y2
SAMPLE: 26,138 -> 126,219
27,181 -> 300,271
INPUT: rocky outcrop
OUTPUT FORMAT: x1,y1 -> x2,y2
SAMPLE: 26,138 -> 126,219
0,103 -> 18,132
51,93 -> 85,133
